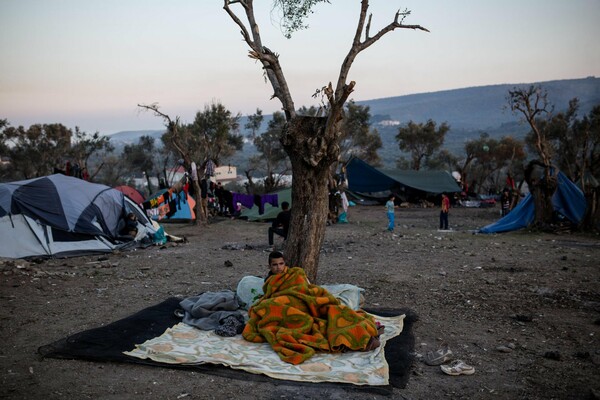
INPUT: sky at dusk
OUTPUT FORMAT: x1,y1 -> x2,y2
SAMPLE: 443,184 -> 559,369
1,0 -> 599,135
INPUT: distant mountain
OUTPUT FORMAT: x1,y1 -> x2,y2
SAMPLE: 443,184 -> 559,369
108,77 -> 600,168
362,77 -> 600,165
360,77 -> 600,131
108,129 -> 164,144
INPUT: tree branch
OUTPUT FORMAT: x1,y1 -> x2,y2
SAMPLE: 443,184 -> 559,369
223,1 -> 257,51
137,103 -> 188,164
223,0 -> 296,119
335,1 -> 428,109
318,1 -> 427,144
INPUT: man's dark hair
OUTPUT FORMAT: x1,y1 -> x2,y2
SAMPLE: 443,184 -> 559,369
281,201 -> 289,210
268,251 -> 284,263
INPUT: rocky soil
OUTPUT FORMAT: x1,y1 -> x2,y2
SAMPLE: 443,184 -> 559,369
1,205 -> 599,400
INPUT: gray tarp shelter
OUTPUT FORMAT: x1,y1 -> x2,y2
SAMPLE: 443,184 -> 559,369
346,157 -> 461,201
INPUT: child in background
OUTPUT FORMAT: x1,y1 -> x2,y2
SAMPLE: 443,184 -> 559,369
440,193 -> 450,230
385,194 -> 397,232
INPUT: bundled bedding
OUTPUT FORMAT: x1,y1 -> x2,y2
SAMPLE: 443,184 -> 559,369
243,266 -> 380,364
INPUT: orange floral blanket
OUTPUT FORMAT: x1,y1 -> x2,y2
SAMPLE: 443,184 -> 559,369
242,267 -> 378,364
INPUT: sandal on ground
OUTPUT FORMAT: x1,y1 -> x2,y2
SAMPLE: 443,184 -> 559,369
365,336 -> 381,351
424,342 -> 453,366
376,322 -> 385,336
440,360 -> 475,376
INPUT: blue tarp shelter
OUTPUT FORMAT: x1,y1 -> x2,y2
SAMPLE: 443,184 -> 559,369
480,171 -> 587,233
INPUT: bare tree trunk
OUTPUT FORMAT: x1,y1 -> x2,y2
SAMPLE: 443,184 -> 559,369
582,189 -> 600,232
192,181 -> 202,224
244,170 -> 255,194
162,168 -> 168,187
144,171 -> 153,195
282,116 -> 338,283
525,160 -> 557,229
285,161 -> 329,283
264,173 -> 276,193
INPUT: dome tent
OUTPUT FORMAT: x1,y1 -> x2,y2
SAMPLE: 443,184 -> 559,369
145,188 -> 196,222
114,185 -> 145,205
0,174 -> 155,259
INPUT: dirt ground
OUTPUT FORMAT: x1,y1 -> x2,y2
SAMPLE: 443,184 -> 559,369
1,205 -> 599,400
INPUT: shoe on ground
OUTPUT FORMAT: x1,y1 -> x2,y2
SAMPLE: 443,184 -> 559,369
440,360 -> 475,376
424,342 -> 453,366
365,335 -> 381,351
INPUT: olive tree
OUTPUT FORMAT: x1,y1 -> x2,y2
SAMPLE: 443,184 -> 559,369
249,111 -> 291,193
223,0 -> 428,282
0,122 -> 112,181
508,86 -> 557,228
395,119 -> 449,170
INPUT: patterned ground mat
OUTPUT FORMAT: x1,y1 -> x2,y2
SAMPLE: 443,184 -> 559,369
39,298 -> 417,395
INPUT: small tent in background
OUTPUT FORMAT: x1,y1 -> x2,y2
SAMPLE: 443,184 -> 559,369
145,189 -> 196,222
479,171 -> 587,234
346,157 -> 461,202
240,187 -> 290,221
0,174 -> 155,259
114,185 -> 145,205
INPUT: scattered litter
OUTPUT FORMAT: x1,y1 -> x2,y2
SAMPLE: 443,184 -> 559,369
544,351 -> 561,360
496,345 -> 512,353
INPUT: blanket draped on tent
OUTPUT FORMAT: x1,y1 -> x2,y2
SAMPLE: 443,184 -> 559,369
243,267 -> 378,365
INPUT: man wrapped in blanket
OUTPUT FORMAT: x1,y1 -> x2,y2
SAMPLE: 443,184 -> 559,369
242,251 -> 382,365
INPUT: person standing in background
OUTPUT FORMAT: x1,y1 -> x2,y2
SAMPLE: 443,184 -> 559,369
440,193 -> 450,230
385,194 -> 397,232
501,189 -> 511,217
200,175 -> 209,223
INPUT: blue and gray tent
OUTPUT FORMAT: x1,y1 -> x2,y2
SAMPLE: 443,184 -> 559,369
0,174 -> 155,259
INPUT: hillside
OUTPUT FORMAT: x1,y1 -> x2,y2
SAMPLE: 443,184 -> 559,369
108,77 -> 600,168
360,77 -> 600,130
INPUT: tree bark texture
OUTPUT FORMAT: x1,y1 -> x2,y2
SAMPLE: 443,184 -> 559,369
282,116 -> 340,283
525,160 -> 557,229
192,178 -> 203,225
582,189 -> 600,232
